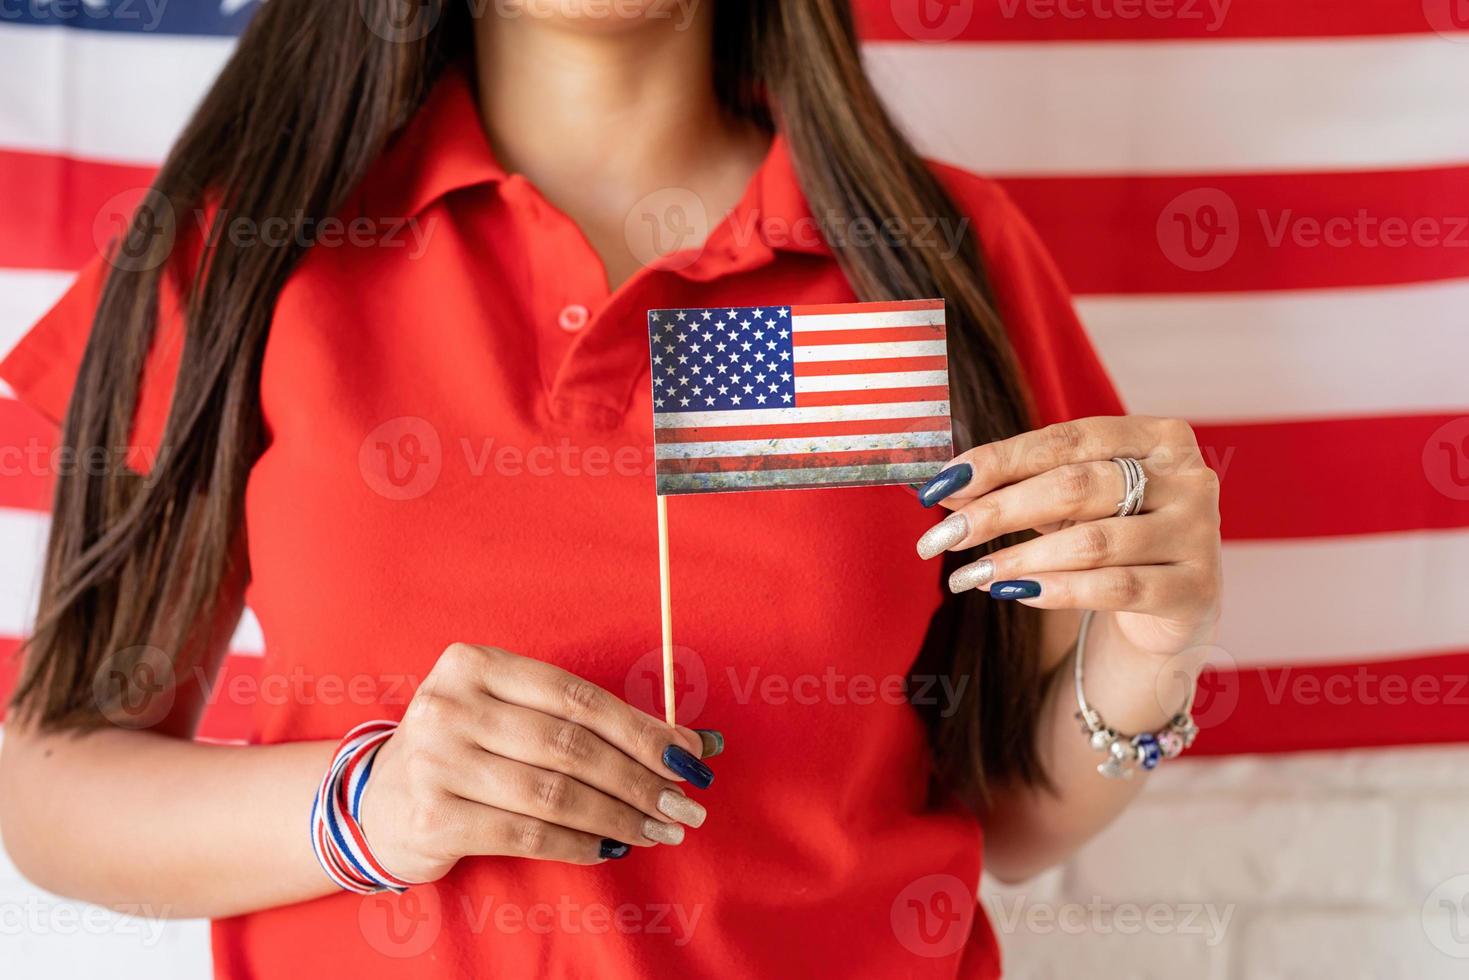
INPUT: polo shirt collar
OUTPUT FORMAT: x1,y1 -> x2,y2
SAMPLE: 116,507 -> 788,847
366,67 -> 833,266
361,66 -> 506,221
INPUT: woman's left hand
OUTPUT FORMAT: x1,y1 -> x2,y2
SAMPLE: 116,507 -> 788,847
915,416 -> 1223,658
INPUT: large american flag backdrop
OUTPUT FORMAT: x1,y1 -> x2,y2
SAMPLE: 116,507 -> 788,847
0,3 -> 1466,754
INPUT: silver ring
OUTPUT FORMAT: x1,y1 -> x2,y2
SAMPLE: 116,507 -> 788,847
1112,457 -> 1148,517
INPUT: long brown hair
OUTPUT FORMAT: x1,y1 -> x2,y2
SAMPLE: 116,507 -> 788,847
14,0 -> 1044,806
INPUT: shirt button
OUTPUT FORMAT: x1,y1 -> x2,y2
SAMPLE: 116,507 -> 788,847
558,304 -> 590,333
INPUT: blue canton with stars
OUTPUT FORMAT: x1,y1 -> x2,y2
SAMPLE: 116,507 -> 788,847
647,307 -> 796,413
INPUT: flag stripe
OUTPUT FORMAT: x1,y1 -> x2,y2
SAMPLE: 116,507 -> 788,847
793,299 -> 944,315
797,386 -> 952,407
0,24 -> 233,165
0,506 -> 265,654
2,506 -> 1461,670
651,400 -> 951,429
652,415 -> 953,444
1078,279 -> 1469,422
656,461 -> 947,494
654,431 -> 952,460
9,156 -> 1464,299
1199,415 -> 1469,541
1000,166 -> 1469,295
656,446 -> 953,475
793,326 -> 948,346
869,37 -> 1469,175
791,309 -> 947,331
793,371 -> 949,393
1218,529 -> 1469,668
854,0 -> 1456,42
1191,649 -> 1469,758
10,403 -> 1461,545
794,355 -> 949,377
792,341 -> 947,362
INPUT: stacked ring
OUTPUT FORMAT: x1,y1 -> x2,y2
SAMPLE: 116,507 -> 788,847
1112,457 -> 1148,517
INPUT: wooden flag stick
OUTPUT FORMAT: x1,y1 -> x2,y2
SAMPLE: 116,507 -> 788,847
655,493 -> 676,726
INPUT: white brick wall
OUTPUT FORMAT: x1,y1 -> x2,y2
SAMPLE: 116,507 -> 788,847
2,742 -> 1468,978
983,744 -> 1469,979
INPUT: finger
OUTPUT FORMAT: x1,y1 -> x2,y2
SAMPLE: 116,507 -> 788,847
982,565 -> 1201,617
919,458 -> 1183,558
464,648 -> 713,788
920,417 -> 1189,508
947,516 -> 1182,590
445,749 -> 689,847
469,696 -> 704,828
432,794 -> 612,866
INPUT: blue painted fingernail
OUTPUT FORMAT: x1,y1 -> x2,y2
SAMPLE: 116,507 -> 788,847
600,839 -> 630,860
991,580 -> 1041,600
917,463 -> 972,507
663,744 -> 714,789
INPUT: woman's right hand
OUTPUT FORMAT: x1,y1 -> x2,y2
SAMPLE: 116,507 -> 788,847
358,643 -> 715,882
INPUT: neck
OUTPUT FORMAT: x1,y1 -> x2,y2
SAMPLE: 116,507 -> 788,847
470,8 -> 769,287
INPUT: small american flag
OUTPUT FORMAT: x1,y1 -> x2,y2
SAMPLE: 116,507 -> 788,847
647,299 -> 953,495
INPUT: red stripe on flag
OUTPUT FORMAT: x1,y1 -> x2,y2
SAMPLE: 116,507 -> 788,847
1190,650 -> 1469,756
854,0 -> 1451,42
798,386 -> 950,406
0,636 -> 20,724
793,299 -> 944,315
1200,414 -> 1469,541
1000,166 -> 1469,295
655,415 -> 951,443
794,356 -> 948,377
0,149 -> 157,272
794,326 -> 948,346
656,445 -> 951,475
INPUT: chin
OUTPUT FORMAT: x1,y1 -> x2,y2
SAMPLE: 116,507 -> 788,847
496,0 -> 688,35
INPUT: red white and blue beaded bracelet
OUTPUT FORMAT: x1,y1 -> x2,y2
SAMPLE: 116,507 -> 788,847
1073,610 -> 1199,779
310,720 -> 414,894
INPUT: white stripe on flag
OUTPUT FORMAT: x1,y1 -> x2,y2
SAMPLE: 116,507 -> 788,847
653,401 -> 950,429
1,269 -> 76,361
1078,279 -> 1469,422
866,36 -> 1469,174
793,309 -> 946,331
0,508 -> 265,655
1219,529 -> 1469,668
793,371 -> 948,393
7,29 -> 1467,177
654,430 -> 951,460
0,23 -> 233,164
793,341 -> 947,362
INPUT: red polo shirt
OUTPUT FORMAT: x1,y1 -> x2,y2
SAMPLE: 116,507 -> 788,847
1,68 -> 1121,979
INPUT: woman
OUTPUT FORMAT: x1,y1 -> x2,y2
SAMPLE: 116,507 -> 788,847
0,1 -> 1221,977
